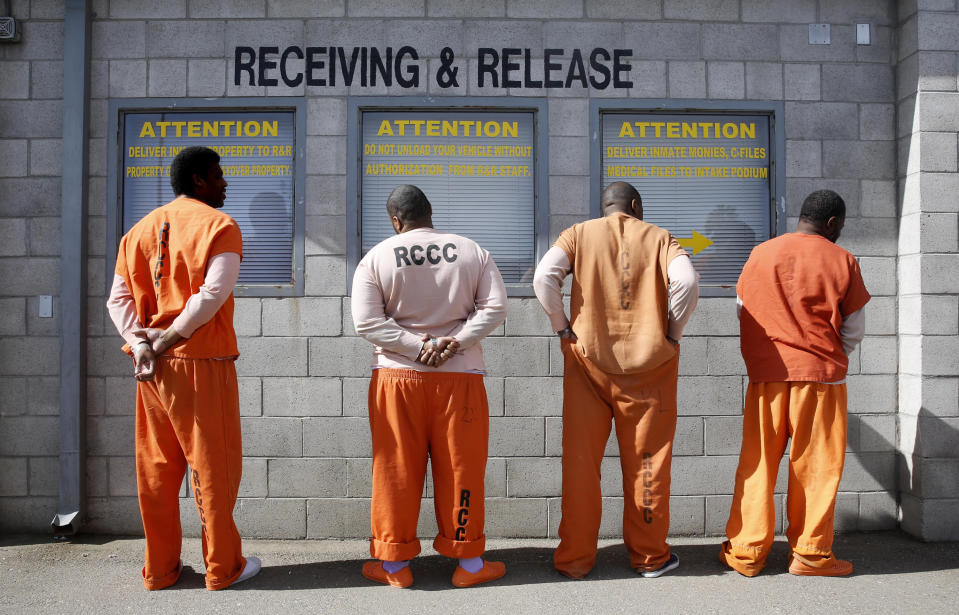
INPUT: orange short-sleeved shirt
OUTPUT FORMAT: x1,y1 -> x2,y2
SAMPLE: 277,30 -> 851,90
737,232 -> 870,382
115,196 -> 243,359
556,212 -> 687,375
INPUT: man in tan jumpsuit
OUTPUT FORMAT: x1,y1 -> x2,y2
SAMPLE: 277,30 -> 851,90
533,181 -> 699,578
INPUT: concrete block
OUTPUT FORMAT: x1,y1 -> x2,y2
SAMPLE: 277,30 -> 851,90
0,458 -> 28,495
707,62 -> 744,99
490,417 -> 545,456
548,175 -> 589,216
349,0 -> 424,17
304,254 -> 346,295
235,498 -> 307,539
900,294 -> 958,335
588,0 -> 660,19
306,175 -> 346,215
822,64 -> 894,103
920,132 -> 958,172
504,298 -> 553,337
429,0 -> 505,17
104,376 -> 136,416
780,25 -> 857,62
237,376 -> 263,416
706,337 -> 746,376
705,494 -> 774,536
839,451 -> 896,491
921,334 -> 959,376
674,417 -> 704,456
918,10 -> 959,51
263,377 -> 341,416
549,136 -> 588,176
26,376 -> 58,417
626,60 -> 668,99
785,140 -> 821,178
919,173 -> 959,213
898,51 -> 920,102
678,337 -> 708,376
108,456 -> 137,497
0,140 -> 28,177
342,377 -> 371,417
266,0 -> 343,17
480,376 -> 503,417
0,376 -> 27,415
858,257 -> 896,296
859,336 -> 898,374
307,498 -> 370,538
678,376 -> 743,416
237,337 -> 308,377
919,92 -> 959,132
485,497 -> 548,537
784,63 -> 820,101
148,21 -> 226,58
86,455 -> 108,497
239,458 -> 267,497
864,296 -> 896,335
624,23 -> 700,61
0,336 -> 58,376
233,298 -> 261,337
917,51 -> 958,92
186,59 -> 226,97
821,0 -> 894,25
548,337 -> 565,377
899,334 -> 922,377
858,491 -> 897,531
504,377 -> 563,416
482,337 -> 550,377
0,298 -> 25,335
858,414 -> 896,452
668,61 -> 706,98
704,416 -> 743,456
26,216 -> 60,257
920,212 -> 959,253
858,104 -> 896,142
703,24 -> 779,61
346,457 -> 372,497
241,417 -> 303,457
86,377 -> 105,418
1,21 -> 62,61
269,458 -> 347,497
547,98 -> 588,138
303,417 -> 371,456
785,102 -> 859,140
0,60 -> 28,98
668,496 -> 706,535
309,336 -> 372,377
92,21 -> 146,59
664,0 -> 737,20
84,497 -> 143,535
833,492 -> 860,532
916,457 -> 959,499
824,140 -> 896,180
86,416 -> 135,457
307,98 -> 347,136
110,0 -> 185,17
742,0 -> 815,23
485,457 -> 507,497
507,457 -> 561,496
384,20 -> 466,60
262,297 -> 341,337
27,456 -> 57,496
0,496 -> 59,533
744,62 -> 782,100
860,180 -> 897,218
108,60 -> 147,98
672,455 -> 739,496
683,298 -> 739,336
191,0 -> 267,17
30,60 -> 63,99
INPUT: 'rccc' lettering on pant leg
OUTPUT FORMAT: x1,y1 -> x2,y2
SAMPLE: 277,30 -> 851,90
455,489 -> 471,540
641,452 -> 654,523
192,469 -> 208,535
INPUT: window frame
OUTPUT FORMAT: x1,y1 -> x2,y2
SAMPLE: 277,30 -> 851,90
590,99 -> 786,297
106,97 -> 307,298
346,96 -> 550,297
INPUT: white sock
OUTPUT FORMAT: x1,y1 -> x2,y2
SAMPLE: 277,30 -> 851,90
382,560 -> 409,574
459,556 -> 484,573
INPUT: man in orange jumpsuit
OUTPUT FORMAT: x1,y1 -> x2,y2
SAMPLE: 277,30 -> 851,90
107,146 -> 260,590
720,189 -> 870,577
352,184 -> 509,588
533,181 -> 699,578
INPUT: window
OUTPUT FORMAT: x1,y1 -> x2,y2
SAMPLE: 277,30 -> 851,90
592,101 -> 784,293
347,98 -> 549,294
107,99 -> 306,297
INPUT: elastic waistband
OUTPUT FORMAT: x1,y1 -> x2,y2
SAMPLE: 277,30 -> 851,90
372,368 -> 482,382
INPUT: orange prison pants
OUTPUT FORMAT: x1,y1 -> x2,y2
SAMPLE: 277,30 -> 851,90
368,369 -> 489,561
135,357 -> 245,591
555,340 -> 679,577
724,381 -> 847,572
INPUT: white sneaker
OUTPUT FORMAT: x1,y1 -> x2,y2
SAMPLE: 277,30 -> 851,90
233,556 -> 261,585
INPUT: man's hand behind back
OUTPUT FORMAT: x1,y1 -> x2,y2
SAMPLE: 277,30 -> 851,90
417,334 -> 460,368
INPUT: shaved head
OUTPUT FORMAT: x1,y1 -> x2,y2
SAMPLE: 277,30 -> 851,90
386,184 -> 432,225
601,181 -> 643,219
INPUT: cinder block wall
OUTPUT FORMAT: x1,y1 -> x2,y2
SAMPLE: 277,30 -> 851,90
1,0 -> 913,538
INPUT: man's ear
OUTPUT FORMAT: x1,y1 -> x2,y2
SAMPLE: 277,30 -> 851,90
192,172 -> 206,191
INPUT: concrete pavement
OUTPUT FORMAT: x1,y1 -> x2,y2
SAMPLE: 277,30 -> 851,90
1,532 -> 957,614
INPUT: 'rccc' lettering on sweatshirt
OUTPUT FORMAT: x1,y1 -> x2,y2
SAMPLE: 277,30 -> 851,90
394,243 -> 458,267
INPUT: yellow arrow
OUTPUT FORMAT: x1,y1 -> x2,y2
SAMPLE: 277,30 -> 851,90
677,231 -> 713,256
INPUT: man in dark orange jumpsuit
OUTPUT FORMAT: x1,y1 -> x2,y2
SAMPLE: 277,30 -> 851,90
721,189 -> 870,577
533,182 -> 699,578
107,146 -> 260,590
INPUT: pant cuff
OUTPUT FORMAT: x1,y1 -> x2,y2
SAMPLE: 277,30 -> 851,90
370,537 -> 421,562
793,542 -> 832,556
141,560 -> 182,591
205,556 -> 247,591
433,534 -> 486,559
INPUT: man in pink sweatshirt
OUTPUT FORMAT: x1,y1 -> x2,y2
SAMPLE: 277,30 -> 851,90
351,184 -> 508,588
